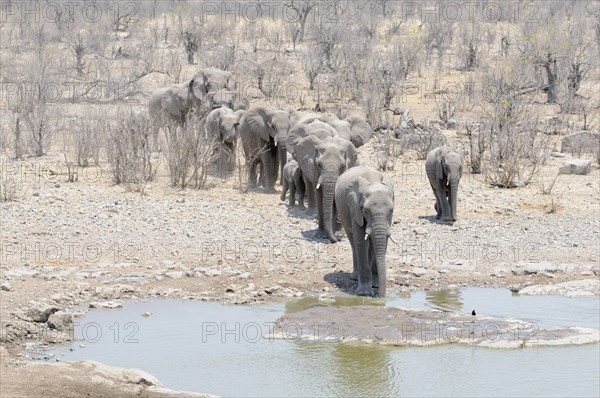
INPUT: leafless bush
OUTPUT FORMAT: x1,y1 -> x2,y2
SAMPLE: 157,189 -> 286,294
539,173 -> 560,195
105,110 -> 156,192
436,100 -> 457,126
236,144 -> 268,193
478,59 -> 552,187
463,123 -> 485,174
299,47 -> 323,91
373,132 -> 400,171
0,178 -> 19,202
163,118 -> 218,189
74,119 -> 101,168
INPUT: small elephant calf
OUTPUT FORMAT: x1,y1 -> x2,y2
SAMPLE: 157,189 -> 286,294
280,160 -> 306,207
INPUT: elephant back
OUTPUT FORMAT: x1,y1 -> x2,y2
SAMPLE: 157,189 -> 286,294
288,118 -> 336,159
344,115 -> 373,148
192,68 -> 237,100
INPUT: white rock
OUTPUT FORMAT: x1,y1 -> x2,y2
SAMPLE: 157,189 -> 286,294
558,159 -> 592,175
518,280 -> 600,297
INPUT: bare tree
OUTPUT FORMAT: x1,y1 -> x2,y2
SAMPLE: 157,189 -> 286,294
284,0 -> 318,45
300,47 -> 323,90
458,20 -> 483,70
424,20 -> 453,70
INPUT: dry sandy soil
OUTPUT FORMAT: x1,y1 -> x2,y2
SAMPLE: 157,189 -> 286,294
1,135 -> 599,396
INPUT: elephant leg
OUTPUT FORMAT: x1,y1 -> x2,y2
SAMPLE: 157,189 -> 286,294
437,181 -> 452,221
353,226 -> 373,297
281,178 -> 289,202
248,159 -> 258,187
289,183 -> 296,207
260,151 -> 276,192
430,181 -> 442,219
347,230 -> 358,281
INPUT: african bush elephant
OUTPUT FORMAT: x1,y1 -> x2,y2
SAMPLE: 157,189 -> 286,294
192,68 -> 237,97
295,135 -> 358,243
425,145 -> 464,221
239,107 -> 297,192
335,165 -> 394,297
280,160 -> 306,207
289,113 -> 373,151
205,107 -> 246,177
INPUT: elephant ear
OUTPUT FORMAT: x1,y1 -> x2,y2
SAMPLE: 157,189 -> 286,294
244,107 -> 269,142
234,109 -> 246,122
205,108 -> 222,141
160,89 -> 181,117
192,72 -> 207,100
435,149 -> 445,180
295,135 -> 321,183
287,122 -> 312,159
344,115 -> 373,148
344,140 -> 359,169
347,176 -> 370,227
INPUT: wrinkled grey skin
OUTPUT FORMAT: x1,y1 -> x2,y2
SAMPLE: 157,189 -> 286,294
149,68 -> 242,149
288,113 -> 372,154
425,145 -> 463,221
335,166 -> 394,297
239,107 -> 296,192
295,135 -> 358,243
280,160 -> 306,207
205,107 -> 246,176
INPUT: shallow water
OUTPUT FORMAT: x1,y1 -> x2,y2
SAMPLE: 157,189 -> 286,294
50,289 -> 600,397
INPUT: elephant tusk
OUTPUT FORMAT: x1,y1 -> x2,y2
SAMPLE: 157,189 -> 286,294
274,141 -> 278,147
364,233 -> 369,241
389,235 -> 396,244
316,182 -> 321,190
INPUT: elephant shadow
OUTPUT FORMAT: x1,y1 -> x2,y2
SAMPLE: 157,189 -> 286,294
286,206 -> 314,219
323,271 -> 356,295
300,228 -> 344,243
418,215 -> 456,225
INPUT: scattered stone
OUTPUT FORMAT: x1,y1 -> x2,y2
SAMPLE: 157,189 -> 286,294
410,268 -> 428,277
204,269 -> 222,277
142,312 -> 152,317
47,311 -> 73,331
518,280 -> 599,297
89,301 -> 123,309
164,271 -> 184,279
446,119 -> 457,129
26,303 -> 60,323
558,159 -> 592,175
238,272 -> 251,279
1,282 -> 12,291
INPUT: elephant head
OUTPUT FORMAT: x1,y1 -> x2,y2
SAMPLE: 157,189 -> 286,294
296,135 -> 358,243
192,68 -> 237,99
336,166 -> 394,297
240,106 -> 297,190
205,107 -> 246,144
425,146 -> 464,221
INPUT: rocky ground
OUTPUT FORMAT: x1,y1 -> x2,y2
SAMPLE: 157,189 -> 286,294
1,140 -> 599,396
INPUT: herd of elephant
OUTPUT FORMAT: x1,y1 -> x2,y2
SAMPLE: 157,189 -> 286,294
148,68 -> 464,297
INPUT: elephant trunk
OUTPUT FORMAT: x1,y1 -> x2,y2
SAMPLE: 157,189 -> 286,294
321,179 -> 338,243
371,214 -> 389,297
277,139 -> 287,184
449,178 -> 459,221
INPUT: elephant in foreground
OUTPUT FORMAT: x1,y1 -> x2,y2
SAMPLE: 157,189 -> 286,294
295,135 -> 358,243
335,165 -> 394,297
205,107 -> 246,177
280,160 -> 305,207
239,107 -> 297,192
425,145 -> 463,221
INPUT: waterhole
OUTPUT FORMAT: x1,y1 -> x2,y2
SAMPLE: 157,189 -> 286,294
47,288 -> 599,397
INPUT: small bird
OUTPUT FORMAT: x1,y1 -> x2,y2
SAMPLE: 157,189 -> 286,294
471,310 -> 476,316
